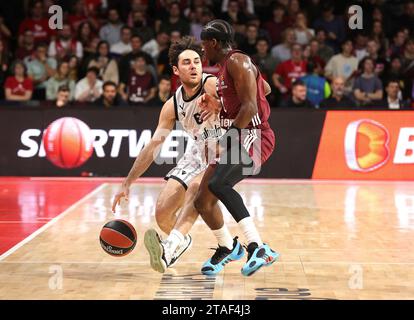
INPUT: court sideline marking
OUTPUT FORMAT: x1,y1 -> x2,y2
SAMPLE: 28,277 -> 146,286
29,177 -> 414,185
0,183 -> 107,262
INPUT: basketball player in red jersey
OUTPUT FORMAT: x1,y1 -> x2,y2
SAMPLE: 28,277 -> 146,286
195,19 -> 280,276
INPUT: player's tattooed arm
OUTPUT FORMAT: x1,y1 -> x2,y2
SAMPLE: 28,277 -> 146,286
227,53 -> 258,129
112,98 -> 175,212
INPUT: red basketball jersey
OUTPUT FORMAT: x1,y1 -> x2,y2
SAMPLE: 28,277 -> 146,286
216,50 -> 272,131
216,50 -> 275,166
127,70 -> 155,104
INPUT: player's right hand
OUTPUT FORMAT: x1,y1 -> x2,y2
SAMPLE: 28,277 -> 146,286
111,182 -> 130,213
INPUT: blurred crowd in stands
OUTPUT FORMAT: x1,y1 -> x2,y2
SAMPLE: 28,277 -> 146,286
0,0 -> 412,109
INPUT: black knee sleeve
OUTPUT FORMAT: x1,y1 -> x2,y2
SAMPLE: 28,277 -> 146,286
208,163 -> 251,223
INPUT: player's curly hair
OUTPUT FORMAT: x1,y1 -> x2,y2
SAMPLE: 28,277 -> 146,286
168,36 -> 204,67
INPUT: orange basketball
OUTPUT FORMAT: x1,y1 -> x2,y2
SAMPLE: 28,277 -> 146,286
43,117 -> 94,169
100,219 -> 137,257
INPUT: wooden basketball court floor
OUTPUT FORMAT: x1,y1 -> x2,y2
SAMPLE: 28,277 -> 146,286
0,177 -> 413,300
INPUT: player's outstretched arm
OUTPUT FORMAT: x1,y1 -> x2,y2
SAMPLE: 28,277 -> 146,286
112,98 -> 176,212
227,53 -> 258,129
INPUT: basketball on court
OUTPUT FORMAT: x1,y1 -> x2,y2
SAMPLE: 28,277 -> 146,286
99,219 -> 137,257
43,117 -> 94,169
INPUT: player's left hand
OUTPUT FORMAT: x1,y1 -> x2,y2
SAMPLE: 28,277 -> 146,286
197,93 -> 221,121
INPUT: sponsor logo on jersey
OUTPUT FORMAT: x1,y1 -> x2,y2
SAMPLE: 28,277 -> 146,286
201,125 -> 223,140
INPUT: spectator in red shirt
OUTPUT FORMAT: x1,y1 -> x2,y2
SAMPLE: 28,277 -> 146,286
84,0 -> 102,14
18,0 -> 54,46
68,0 -> 101,33
4,60 -> 33,101
48,23 -> 83,60
272,43 -> 307,95
68,0 -> 88,32
119,53 -> 156,105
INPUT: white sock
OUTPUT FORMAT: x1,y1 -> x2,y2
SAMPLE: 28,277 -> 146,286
212,225 -> 234,250
238,217 -> 263,246
164,229 -> 184,260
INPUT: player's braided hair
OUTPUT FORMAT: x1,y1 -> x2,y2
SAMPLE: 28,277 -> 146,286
200,19 -> 235,48
168,36 -> 204,67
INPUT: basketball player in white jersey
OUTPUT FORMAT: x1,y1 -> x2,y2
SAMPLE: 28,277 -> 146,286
112,36 -> 223,272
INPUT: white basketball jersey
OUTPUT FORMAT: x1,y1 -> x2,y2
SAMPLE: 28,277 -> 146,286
173,73 -> 223,144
